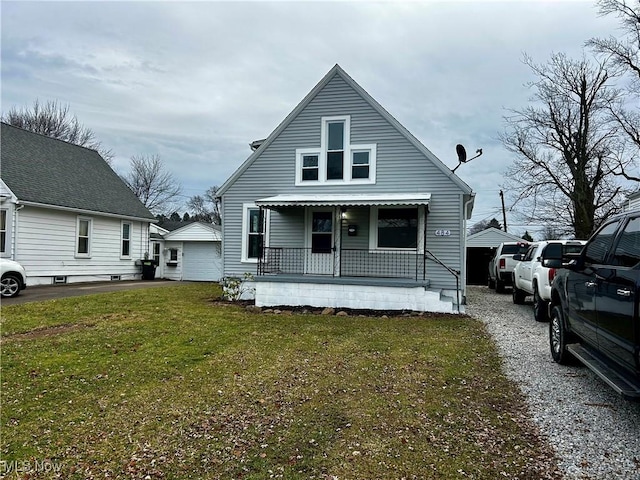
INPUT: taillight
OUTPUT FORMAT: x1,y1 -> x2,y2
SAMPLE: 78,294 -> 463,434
548,268 -> 556,283
499,258 -> 506,269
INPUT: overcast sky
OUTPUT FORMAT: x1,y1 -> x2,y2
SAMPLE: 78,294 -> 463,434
1,0 -> 625,237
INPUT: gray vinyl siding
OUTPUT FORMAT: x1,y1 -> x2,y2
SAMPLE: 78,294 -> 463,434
222,73 -> 468,290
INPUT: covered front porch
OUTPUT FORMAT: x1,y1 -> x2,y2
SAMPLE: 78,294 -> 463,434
251,193 -> 464,313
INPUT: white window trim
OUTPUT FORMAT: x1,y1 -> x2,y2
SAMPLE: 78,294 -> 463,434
121,221 -> 132,259
295,115 -> 377,186
241,203 -> 270,263
368,206 -> 425,253
0,208 -> 7,255
75,216 -> 93,258
349,144 -> 377,184
295,148 -> 321,185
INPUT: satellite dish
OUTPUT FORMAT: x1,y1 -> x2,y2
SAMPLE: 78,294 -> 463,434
456,144 -> 467,163
452,144 -> 483,173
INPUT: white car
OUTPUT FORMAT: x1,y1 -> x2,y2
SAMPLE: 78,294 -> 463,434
512,240 -> 586,321
1,258 -> 27,298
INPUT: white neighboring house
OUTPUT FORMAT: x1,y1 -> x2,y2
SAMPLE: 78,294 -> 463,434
150,221 -> 222,281
0,123 -> 157,285
627,190 -> 640,211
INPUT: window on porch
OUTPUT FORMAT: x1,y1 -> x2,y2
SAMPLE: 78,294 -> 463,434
375,207 -> 418,249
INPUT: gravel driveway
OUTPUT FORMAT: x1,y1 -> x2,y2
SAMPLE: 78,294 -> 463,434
466,285 -> 640,480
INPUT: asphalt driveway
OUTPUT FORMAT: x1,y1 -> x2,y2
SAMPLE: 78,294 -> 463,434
1,280 -> 190,306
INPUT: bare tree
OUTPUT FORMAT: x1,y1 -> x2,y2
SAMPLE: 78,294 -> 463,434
501,52 -> 635,239
588,0 -> 640,181
2,99 -> 114,163
122,154 -> 182,215
186,186 -> 221,224
468,218 -> 502,235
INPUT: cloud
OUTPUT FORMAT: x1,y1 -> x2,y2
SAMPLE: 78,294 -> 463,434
1,1 -> 623,236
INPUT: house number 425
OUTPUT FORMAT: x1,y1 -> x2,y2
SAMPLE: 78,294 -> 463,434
435,229 -> 451,236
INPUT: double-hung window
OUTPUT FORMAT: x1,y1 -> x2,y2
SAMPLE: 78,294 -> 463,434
302,154 -> 319,181
295,115 -> 376,185
0,209 -> 6,254
351,150 -> 370,179
121,222 -> 132,258
326,120 -> 345,180
76,217 -> 92,257
242,204 -> 269,262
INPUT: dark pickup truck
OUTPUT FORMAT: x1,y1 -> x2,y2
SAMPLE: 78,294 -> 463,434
546,209 -> 640,400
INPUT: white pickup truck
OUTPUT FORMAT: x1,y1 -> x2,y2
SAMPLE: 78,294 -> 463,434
488,242 -> 530,293
511,240 -> 586,321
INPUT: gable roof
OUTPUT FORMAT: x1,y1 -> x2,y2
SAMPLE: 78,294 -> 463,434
1,123 -> 155,221
217,64 -> 473,197
467,227 -> 527,248
162,221 -> 221,241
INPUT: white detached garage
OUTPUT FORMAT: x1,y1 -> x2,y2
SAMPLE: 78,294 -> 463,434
154,222 -> 222,282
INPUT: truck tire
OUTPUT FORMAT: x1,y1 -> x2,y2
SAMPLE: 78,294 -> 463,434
549,305 -> 573,365
512,284 -> 526,304
533,284 -> 548,322
496,278 -> 505,293
488,275 -> 495,289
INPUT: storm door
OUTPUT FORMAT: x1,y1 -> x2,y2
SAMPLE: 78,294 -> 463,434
305,209 -> 334,275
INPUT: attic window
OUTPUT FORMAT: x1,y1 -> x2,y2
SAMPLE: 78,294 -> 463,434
294,115 -> 376,186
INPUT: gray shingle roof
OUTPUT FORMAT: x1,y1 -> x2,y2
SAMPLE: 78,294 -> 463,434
1,122 -> 155,220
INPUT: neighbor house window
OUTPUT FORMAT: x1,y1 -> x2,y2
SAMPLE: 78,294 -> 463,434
0,209 -> 6,253
372,207 -> 419,249
241,204 -> 269,262
152,242 -> 161,265
121,222 -> 132,258
294,115 -> 376,185
76,217 -> 92,257
169,248 -> 178,262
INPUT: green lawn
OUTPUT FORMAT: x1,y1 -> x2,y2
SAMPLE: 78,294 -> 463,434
1,283 -> 560,479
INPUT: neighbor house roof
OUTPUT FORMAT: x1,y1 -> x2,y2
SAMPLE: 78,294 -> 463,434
467,227 -> 527,248
217,64 -> 474,199
162,221 -> 222,241
0,122 -> 155,221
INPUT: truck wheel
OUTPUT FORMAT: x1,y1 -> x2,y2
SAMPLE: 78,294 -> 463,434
533,285 -> 548,322
488,276 -> 495,289
549,305 -> 573,365
496,278 -> 505,293
512,285 -> 526,304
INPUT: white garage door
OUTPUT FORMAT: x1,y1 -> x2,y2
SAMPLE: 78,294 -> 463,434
182,242 -> 222,281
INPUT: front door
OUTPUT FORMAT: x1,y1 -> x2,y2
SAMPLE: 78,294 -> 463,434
306,209 -> 334,275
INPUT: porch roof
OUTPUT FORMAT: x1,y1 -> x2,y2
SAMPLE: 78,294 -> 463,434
255,193 -> 431,208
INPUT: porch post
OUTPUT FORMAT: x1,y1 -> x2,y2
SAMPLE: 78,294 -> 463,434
422,205 -> 428,281
257,206 -> 265,276
334,206 -> 342,277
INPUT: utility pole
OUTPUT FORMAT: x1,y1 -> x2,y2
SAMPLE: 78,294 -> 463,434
499,190 -> 507,232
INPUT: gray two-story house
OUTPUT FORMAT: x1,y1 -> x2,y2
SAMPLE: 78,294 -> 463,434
217,65 -> 474,313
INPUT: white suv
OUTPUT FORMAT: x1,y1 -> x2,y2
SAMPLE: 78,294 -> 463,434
1,259 -> 27,298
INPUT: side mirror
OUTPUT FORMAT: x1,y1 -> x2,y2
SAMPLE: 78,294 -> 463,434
542,258 -> 563,269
